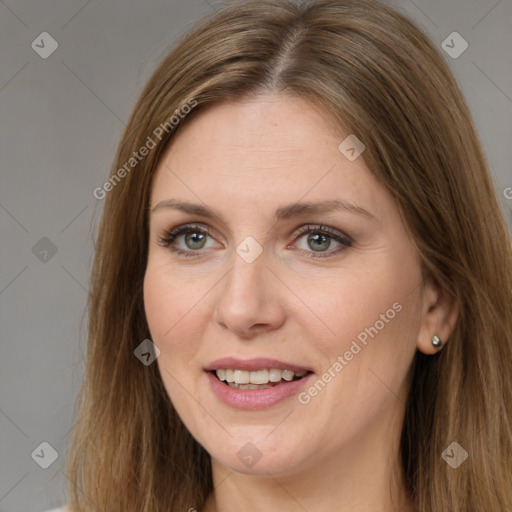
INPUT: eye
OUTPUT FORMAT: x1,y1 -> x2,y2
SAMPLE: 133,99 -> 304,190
157,222 -> 353,259
290,224 -> 352,259
157,223 -> 217,258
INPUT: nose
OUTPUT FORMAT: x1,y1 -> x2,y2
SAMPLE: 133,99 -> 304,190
213,248 -> 286,339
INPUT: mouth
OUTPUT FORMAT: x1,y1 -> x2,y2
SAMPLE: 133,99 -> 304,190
210,368 -> 312,390
204,357 -> 315,409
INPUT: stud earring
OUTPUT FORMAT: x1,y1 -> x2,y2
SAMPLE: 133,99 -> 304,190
432,334 -> 443,348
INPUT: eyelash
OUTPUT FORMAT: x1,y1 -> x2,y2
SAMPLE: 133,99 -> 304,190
157,223 -> 353,260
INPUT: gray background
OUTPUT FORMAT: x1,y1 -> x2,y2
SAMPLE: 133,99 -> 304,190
1,0 -> 511,510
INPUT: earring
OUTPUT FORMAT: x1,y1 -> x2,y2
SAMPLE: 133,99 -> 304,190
432,334 -> 443,348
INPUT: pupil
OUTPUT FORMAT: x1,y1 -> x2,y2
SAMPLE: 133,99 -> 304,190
186,231 -> 206,249
308,233 -> 330,251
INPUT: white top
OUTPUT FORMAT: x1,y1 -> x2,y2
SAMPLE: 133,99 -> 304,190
45,508 -> 68,512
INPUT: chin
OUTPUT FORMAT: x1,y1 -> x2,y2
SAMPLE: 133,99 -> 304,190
206,433 -> 313,477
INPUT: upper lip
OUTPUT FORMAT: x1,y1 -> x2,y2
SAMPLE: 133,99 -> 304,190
204,357 -> 312,373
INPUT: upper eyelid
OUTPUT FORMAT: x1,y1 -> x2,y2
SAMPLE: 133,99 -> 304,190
294,223 -> 352,239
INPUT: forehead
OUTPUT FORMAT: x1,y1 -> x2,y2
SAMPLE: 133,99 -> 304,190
149,94 -> 387,219
166,94 -> 342,159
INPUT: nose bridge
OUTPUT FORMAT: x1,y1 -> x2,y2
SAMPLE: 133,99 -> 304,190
226,225 -> 269,290
222,244 -> 267,309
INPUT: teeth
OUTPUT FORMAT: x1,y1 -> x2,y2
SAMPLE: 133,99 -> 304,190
282,370 -> 294,381
215,368 -> 307,385
228,383 -> 273,390
234,369 -> 250,384
249,369 -> 269,384
269,368 -> 282,382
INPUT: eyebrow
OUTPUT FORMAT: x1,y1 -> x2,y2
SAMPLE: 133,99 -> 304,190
151,198 -> 375,221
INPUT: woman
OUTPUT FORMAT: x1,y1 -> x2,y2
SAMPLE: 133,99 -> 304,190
56,0 -> 512,510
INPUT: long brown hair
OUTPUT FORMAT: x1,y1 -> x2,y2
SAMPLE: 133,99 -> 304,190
65,0 -> 512,510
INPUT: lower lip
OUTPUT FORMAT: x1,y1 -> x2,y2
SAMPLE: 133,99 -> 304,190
206,371 -> 314,410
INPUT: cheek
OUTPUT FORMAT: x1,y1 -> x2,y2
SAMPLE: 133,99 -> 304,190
144,258 -> 202,339
289,259 -> 415,352
143,264 -> 206,371
144,267 -> 176,341
291,255 -> 420,402
143,265 -> 207,423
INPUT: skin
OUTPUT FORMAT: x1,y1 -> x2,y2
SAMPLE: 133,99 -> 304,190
143,94 -> 458,512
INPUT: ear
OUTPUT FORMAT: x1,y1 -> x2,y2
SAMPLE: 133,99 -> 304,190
417,279 -> 459,355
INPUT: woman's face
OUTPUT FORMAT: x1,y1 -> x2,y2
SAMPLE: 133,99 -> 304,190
144,94 -> 439,477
